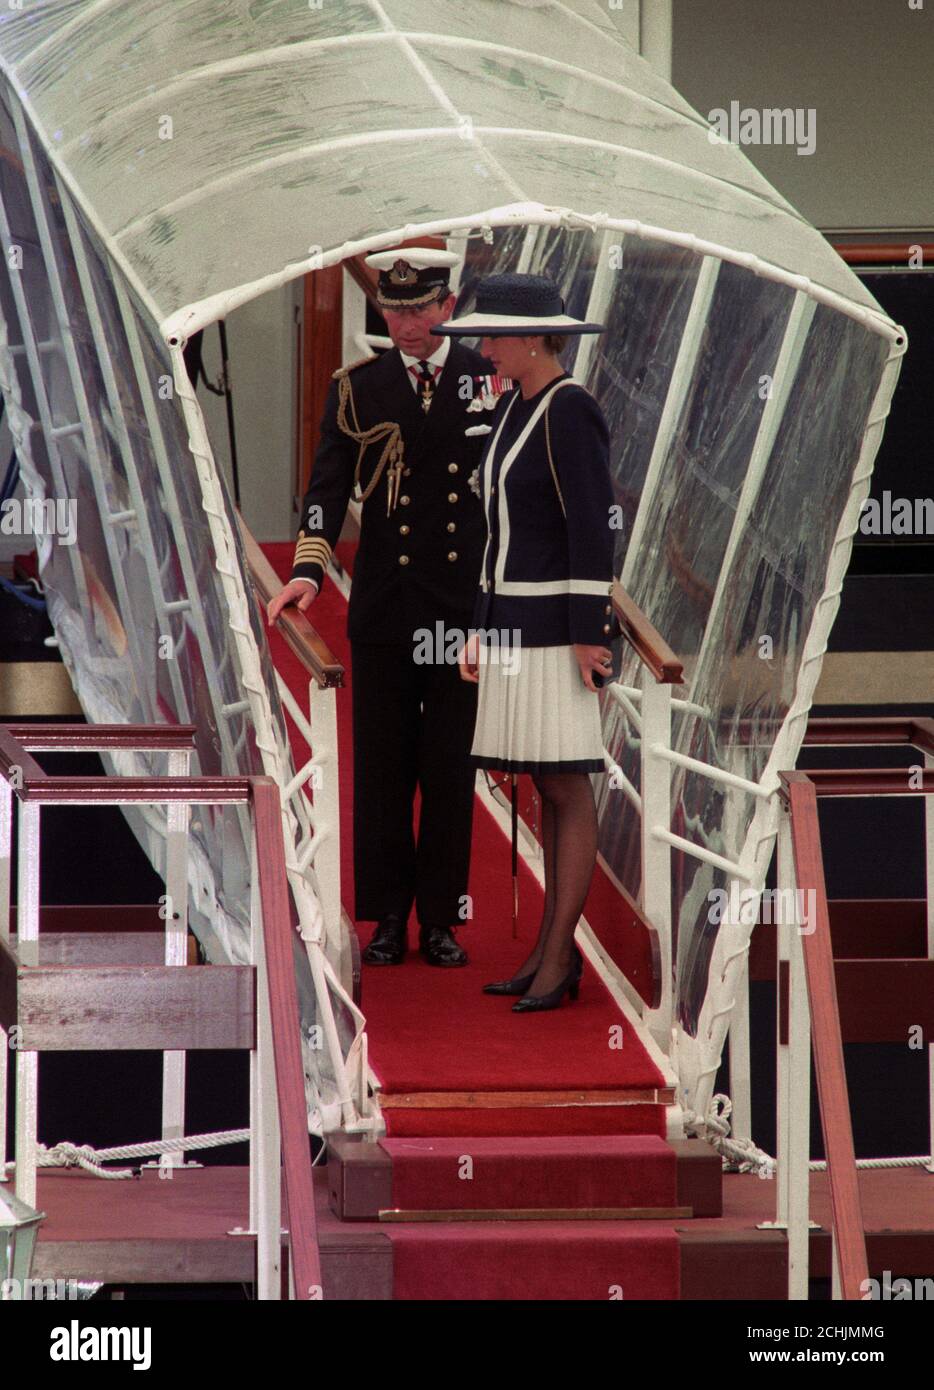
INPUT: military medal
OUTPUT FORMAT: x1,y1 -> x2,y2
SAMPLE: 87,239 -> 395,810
467,373 -> 512,412
412,358 -> 437,414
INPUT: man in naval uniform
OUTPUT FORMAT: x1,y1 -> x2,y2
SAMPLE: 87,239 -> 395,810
268,249 -> 495,967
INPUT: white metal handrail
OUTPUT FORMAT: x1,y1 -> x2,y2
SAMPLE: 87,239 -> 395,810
0,728 -> 323,1299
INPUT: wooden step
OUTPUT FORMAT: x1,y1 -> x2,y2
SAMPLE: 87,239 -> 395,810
327,1133 -> 721,1221
27,1162 -> 934,1300
0,932 -> 253,1051
26,1168 -> 391,1299
10,904 -> 165,934
750,899 -> 926,969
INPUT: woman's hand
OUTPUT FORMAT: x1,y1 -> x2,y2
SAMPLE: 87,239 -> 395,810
574,643 -> 613,692
458,632 -> 480,683
266,579 -> 317,625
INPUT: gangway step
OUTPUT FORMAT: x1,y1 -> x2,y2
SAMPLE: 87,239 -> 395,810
327,1134 -> 721,1221
1,932 -> 254,1051
749,898 -> 927,965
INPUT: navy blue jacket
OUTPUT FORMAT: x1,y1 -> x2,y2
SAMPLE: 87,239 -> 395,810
291,343 -> 492,643
473,376 -> 617,648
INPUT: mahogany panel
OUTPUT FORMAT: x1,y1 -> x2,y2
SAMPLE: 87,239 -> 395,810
15,960 -> 254,1050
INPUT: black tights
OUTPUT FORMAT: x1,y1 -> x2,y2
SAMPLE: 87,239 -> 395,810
512,771 -> 598,995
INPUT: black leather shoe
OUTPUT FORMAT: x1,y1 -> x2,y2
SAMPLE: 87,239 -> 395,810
486,945 -> 580,997
511,946 -> 584,1013
419,924 -> 468,967
482,970 -> 536,996
362,914 -> 407,965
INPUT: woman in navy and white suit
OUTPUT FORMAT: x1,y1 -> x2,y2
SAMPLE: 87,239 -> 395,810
434,274 -> 618,1012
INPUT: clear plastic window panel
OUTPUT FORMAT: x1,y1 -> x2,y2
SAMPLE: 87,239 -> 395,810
0,82 -> 356,1089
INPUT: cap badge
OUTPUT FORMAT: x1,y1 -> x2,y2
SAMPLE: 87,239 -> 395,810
389,259 -> 419,286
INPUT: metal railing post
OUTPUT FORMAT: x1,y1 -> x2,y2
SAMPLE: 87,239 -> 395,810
308,678 -> 341,946
249,829 -> 282,1300
776,805 -> 812,1297
729,953 -> 752,1144
641,668 -> 672,1050
775,812 -> 792,1232
161,750 -> 190,1169
925,748 -> 934,1174
14,800 -> 40,1207
788,896 -> 812,1299
0,775 -> 8,1168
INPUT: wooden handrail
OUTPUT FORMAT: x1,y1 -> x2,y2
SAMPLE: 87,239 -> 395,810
788,767 -> 934,797
780,770 -> 869,1300
251,776 -> 323,1299
3,724 -> 197,752
610,581 -> 684,684
804,715 -> 934,757
19,776 -> 252,804
0,727 -> 46,785
829,240 -> 934,265
237,514 -> 344,689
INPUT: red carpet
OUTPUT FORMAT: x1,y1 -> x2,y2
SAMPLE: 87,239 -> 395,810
383,1135 -> 677,1211
262,542 -> 678,1298
261,543 -> 666,1100
389,1222 -> 680,1300
382,1104 -> 667,1138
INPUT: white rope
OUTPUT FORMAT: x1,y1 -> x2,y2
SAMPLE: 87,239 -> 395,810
683,1094 -> 776,1177
684,1094 -> 932,1176
35,1129 -> 250,1180
809,1156 -> 932,1172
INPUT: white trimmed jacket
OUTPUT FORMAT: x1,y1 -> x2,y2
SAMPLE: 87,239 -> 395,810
473,376 -> 619,648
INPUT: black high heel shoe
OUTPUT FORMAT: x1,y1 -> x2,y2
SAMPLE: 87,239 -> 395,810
482,969 -> 537,997
511,946 -> 584,1013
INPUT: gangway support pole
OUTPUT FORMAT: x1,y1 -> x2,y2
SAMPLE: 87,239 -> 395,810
14,800 -> 40,1208
729,952 -> 752,1143
925,746 -> 934,1172
161,749 -> 191,1168
641,669 -> 672,1052
250,830 -> 282,1300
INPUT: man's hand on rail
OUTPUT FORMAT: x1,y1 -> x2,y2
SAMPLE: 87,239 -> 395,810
267,579 -> 318,625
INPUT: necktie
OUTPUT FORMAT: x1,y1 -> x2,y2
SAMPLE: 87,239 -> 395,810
416,359 -> 435,413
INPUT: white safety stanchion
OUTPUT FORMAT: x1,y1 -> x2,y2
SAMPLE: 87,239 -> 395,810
641,668 -> 672,1051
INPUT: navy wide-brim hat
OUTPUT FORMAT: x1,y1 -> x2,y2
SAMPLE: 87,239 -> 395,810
432,273 -> 604,338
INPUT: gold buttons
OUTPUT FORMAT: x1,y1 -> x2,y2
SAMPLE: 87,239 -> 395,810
403,467 -> 411,476
399,524 -> 410,535
399,554 -> 410,566
605,604 -> 612,614
400,495 -> 410,506
603,624 -> 611,633
447,492 -> 458,504
447,551 -> 458,562
448,462 -> 458,473
447,522 -> 456,533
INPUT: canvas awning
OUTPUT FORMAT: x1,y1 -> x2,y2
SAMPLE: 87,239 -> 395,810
0,0 -> 896,339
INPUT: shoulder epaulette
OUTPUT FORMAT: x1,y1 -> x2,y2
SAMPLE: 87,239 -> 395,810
332,355 -> 377,380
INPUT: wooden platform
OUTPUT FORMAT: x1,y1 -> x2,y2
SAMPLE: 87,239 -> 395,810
23,1160 -> 934,1299
27,1167 -> 391,1299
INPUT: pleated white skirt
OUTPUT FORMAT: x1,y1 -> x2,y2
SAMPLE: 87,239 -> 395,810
470,643 -> 605,774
